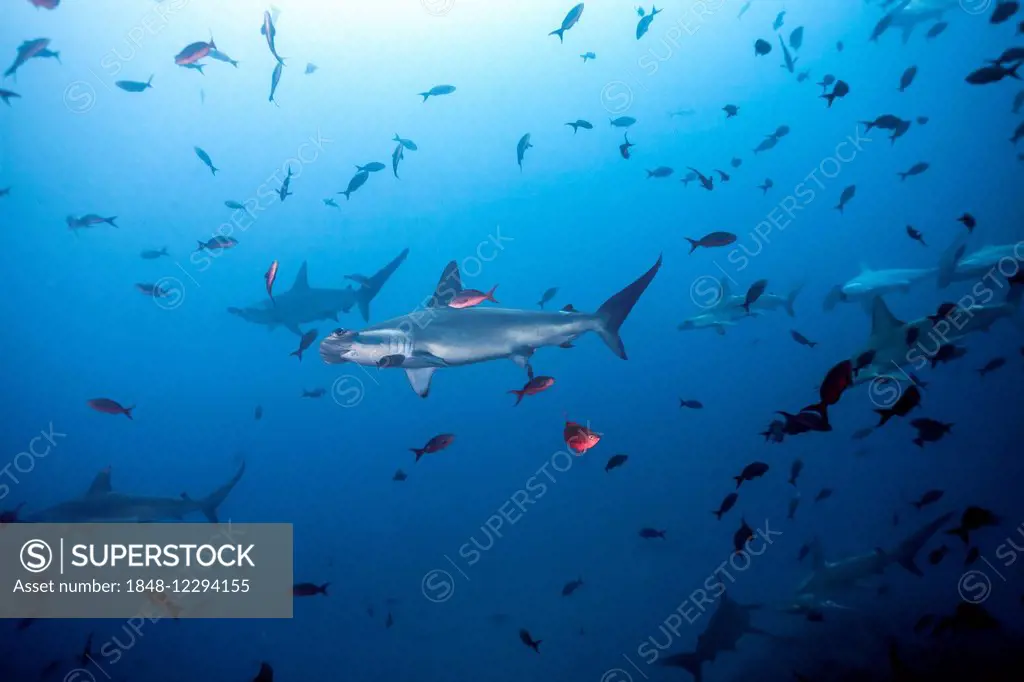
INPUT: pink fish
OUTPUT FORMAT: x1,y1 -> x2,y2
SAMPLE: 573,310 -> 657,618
87,398 -> 134,420
410,434 -> 455,462
508,376 -> 555,405
448,285 -> 499,309
28,0 -> 60,8
564,419 -> 601,455
174,38 -> 216,66
265,260 -> 279,303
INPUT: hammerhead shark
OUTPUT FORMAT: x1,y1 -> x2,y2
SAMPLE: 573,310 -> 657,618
659,591 -> 773,682
938,236 -> 1022,289
822,264 -> 935,312
849,294 -> 1018,384
22,461 -> 246,523
227,248 -> 408,335
320,255 -> 663,397
784,511 -> 954,615
876,0 -> 957,43
678,280 -> 802,335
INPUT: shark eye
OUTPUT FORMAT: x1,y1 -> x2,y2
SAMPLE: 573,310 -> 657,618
333,328 -> 347,336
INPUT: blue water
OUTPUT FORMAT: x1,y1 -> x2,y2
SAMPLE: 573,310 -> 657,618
2,1 -> 1024,680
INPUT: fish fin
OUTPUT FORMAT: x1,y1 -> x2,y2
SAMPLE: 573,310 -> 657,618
549,28 -> 565,42
405,368 -> 436,398
659,653 -> 703,682
289,262 -> 310,292
197,461 -> 246,524
85,467 -> 114,496
345,274 -> 371,285
428,260 -> 462,308
285,323 -> 302,336
510,350 -> 534,369
869,297 -> 905,339
595,255 -> 663,359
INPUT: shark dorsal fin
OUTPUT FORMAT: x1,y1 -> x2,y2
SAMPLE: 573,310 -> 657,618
870,297 -> 905,338
290,262 -> 310,292
86,467 -> 113,496
712,278 -> 733,307
427,261 -> 462,308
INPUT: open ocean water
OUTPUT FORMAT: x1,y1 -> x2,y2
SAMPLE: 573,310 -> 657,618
2,1 -> 1024,681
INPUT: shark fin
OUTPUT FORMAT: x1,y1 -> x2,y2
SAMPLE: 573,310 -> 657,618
869,297 -> 905,339
595,255 -> 663,359
197,461 -> 246,523
937,235 -> 969,289
286,323 -> 302,336
405,368 -> 436,398
352,248 -> 411,321
428,260 -> 462,308
85,467 -> 113,496
659,653 -> 703,682
290,262 -> 310,292
510,350 -> 534,369
892,510 -> 955,577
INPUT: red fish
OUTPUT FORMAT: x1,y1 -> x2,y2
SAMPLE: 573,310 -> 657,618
265,260 -> 279,303
803,359 -> 853,424
564,419 -> 601,455
87,398 -> 134,420
410,434 -> 455,462
174,38 -> 216,66
509,376 -> 555,405
292,582 -> 329,597
449,285 -> 499,309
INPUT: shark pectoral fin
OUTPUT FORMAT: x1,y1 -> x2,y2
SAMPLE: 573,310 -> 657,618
286,323 -> 302,336
510,349 -> 535,369
405,368 -> 436,398
411,351 -> 448,368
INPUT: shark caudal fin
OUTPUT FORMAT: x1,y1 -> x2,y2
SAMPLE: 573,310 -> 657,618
937,234 -> 969,289
347,248 -> 410,322
197,461 -> 246,523
890,510 -> 955,576
660,652 -> 703,682
784,283 -> 804,317
594,255 -> 663,359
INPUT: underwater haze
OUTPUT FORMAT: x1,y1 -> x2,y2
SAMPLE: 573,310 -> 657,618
2,0 -> 1024,680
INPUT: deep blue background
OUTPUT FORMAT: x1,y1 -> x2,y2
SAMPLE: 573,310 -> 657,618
2,1 -> 1023,681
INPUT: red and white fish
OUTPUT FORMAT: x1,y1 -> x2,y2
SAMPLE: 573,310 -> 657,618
87,398 -> 134,420
265,260 -> 279,303
508,376 -> 554,405
564,419 -> 601,455
174,37 -> 216,66
449,285 -> 499,309
410,434 -> 455,462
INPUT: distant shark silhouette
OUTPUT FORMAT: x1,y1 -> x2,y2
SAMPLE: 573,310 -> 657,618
23,462 -> 245,523
822,264 -> 935,312
784,511 -> 955,614
659,591 -> 774,682
678,279 -> 803,335
850,295 -> 1018,384
228,249 -> 409,335
320,255 -> 662,397
880,0 -> 957,43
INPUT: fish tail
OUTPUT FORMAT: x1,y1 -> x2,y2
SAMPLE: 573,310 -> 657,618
486,284 -> 499,303
913,437 -> 924,448
291,349 -> 303,361
508,390 -> 525,406
319,583 -> 330,595
898,172 -> 907,181
147,74 -> 153,87
733,476 -> 743,489
874,409 -> 893,427
835,203 -> 843,213
411,448 -> 425,461
419,92 -> 430,102
343,190 -> 351,200
106,216 -> 118,227
196,241 -> 206,251
1009,62 -> 1021,80
210,166 -> 218,176
549,28 -> 565,42
530,640 -> 542,652
784,284 -> 802,317
594,255 -> 662,360
685,238 -> 700,254
123,406 -> 134,420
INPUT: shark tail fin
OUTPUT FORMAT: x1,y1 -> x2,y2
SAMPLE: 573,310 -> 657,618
198,461 -> 246,523
350,248 -> 410,322
594,255 -> 663,359
784,284 -> 803,317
